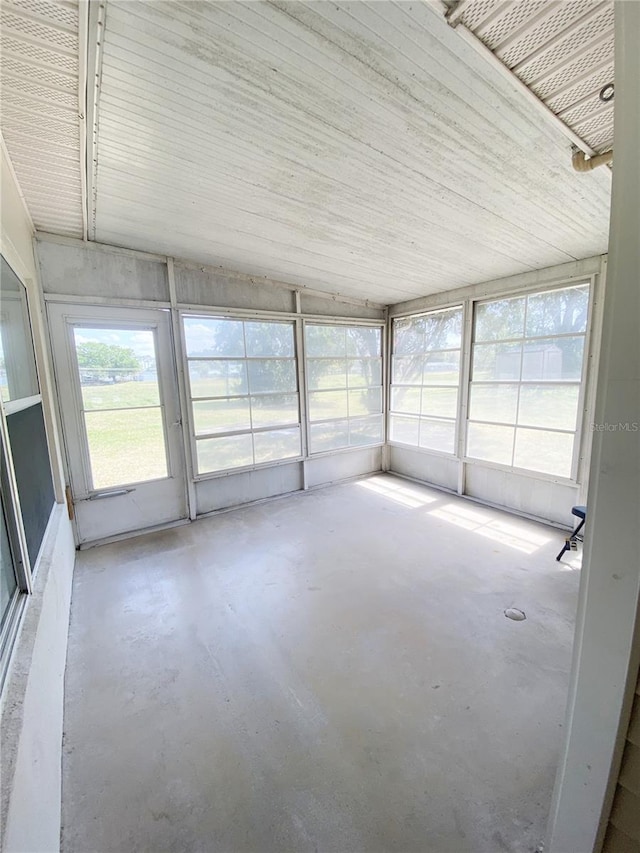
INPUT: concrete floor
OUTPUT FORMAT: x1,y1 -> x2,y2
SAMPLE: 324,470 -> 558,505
62,474 -> 580,853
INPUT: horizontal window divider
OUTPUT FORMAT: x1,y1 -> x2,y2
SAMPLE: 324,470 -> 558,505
82,404 -> 163,415
390,412 -> 457,422
392,347 -> 462,355
195,423 -> 301,441
309,414 -> 383,426
179,307 -> 384,326
391,383 -> 460,388
2,394 -> 42,415
194,454 -> 305,482
473,331 -> 587,346
467,419 -> 576,435
309,385 -> 382,393
187,356 -> 296,362
191,391 -> 299,402
469,380 -> 582,386
462,455 -> 579,486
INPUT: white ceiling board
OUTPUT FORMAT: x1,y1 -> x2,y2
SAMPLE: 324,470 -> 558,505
91,0 -> 611,303
0,0 -> 84,238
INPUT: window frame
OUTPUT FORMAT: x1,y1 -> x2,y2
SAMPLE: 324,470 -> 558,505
181,311 -> 304,479
303,319 -> 386,458
388,305 -> 465,459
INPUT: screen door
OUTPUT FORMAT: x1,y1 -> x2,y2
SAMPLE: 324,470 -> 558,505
47,304 -> 187,544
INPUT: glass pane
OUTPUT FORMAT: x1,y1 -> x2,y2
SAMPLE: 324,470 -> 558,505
475,296 -> 525,342
250,394 -> 299,428
392,356 -> 423,385
308,389 -> 348,421
348,387 -> 382,417
307,358 -> 348,391
84,408 -> 167,488
522,337 -> 585,381
74,328 -> 160,410
197,433 -> 253,474
192,398 -> 251,436
394,317 -> 424,355
310,420 -> 349,453
0,257 -> 39,402
244,322 -> 294,357
247,359 -> 297,394
305,325 -> 345,357
469,384 -> 519,424
518,385 -> 580,431
419,418 -> 456,454
253,427 -> 301,464
424,308 -> 462,350
0,500 -> 17,634
472,343 -> 522,381
514,428 -> 574,478
347,358 -> 382,388
526,285 -> 589,338
389,414 -> 420,445
423,352 -> 460,384
466,422 -> 514,466
349,415 -> 383,446
391,386 -> 421,415
183,317 -> 245,357
346,326 -> 381,357
189,360 -> 247,397
421,387 -> 458,419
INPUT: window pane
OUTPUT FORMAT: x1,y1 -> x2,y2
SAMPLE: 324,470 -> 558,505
250,394 -> 299,428
85,408 -> 167,488
518,385 -> 580,431
247,359 -> 296,394
189,360 -> 247,397
74,328 -> 160,411
244,322 -> 294,357
424,308 -> 462,350
310,420 -> 349,453
472,343 -> 522,381
197,433 -> 253,474
389,414 -> 420,445
348,387 -> 382,417
391,386 -> 421,415
419,418 -> 456,454
514,428 -> 574,477
192,398 -> 251,436
347,358 -> 382,388
349,415 -> 383,446
394,317 -> 424,355
526,285 -> 589,338
346,326 -> 381,357
253,427 -> 301,463
183,317 -> 245,357
423,352 -> 460,384
308,390 -> 348,421
421,387 -> 458,419
392,356 -> 423,385
468,384 -> 519,424
522,337 -> 585,381
305,325 -> 345,357
467,422 -> 514,466
307,358 -> 348,391
0,258 -> 39,402
475,296 -> 525,342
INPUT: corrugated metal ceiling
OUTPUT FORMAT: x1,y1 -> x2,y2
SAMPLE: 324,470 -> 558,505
0,0 -> 85,237
446,0 -> 615,155
88,0 -> 611,303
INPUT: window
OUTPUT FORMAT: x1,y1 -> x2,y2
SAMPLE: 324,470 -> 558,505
183,316 -> 301,474
305,323 -> 383,454
389,307 -> 462,454
467,283 -> 590,478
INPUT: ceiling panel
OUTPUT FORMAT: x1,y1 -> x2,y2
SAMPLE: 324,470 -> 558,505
88,0 -> 611,304
0,0 -> 84,237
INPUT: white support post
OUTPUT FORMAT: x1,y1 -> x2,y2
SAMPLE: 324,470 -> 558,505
547,3 -> 640,851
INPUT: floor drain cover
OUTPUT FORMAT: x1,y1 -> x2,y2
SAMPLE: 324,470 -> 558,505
505,607 -> 526,621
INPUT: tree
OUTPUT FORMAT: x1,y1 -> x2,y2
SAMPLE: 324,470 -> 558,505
76,342 -> 140,383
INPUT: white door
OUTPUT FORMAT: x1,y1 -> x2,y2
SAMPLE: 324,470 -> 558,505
47,304 -> 187,544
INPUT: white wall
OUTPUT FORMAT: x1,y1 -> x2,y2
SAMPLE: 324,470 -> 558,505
1,142 -> 76,853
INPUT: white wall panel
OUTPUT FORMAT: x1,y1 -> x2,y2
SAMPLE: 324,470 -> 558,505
305,447 -> 382,489
389,446 -> 459,493
175,264 -> 296,313
195,461 -> 303,515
